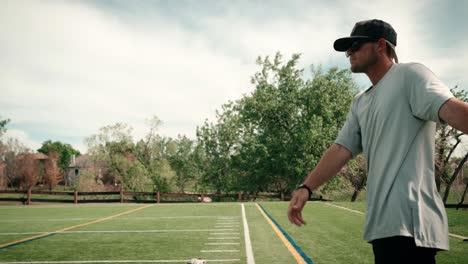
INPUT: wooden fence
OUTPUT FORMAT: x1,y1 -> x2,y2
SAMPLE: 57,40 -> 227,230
0,189 -> 290,205
1,189 -> 464,209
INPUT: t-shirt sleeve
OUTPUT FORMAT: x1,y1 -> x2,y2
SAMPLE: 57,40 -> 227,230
335,101 -> 362,157
406,63 -> 454,123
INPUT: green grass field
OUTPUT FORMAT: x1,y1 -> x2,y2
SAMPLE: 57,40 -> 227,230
0,202 -> 466,264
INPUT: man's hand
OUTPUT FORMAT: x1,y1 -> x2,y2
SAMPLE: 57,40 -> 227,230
286,144 -> 352,227
287,188 -> 310,226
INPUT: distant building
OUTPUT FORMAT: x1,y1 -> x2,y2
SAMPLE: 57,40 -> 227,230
65,154 -> 103,186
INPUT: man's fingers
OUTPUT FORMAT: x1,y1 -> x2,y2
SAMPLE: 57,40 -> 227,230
289,209 -> 305,226
287,190 -> 308,226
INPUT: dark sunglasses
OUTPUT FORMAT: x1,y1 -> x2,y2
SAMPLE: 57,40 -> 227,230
347,39 -> 379,53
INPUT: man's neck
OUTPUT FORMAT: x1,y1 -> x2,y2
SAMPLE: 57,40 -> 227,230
366,60 -> 394,86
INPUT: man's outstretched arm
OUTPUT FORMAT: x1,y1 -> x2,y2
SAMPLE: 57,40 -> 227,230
287,143 -> 352,226
439,98 -> 468,134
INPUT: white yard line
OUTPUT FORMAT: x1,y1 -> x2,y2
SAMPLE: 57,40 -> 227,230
0,260 -> 241,263
323,202 -> 365,215
205,243 -> 240,245
323,202 -> 468,240
0,204 -> 143,210
0,229 -> 237,236
210,233 -> 240,235
0,216 -> 240,222
448,233 -> 468,240
241,203 -> 255,264
0,218 -> 96,222
200,250 -> 240,253
208,237 -> 240,240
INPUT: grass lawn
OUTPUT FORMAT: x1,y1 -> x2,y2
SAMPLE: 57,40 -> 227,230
264,201 -> 467,264
0,202 -> 466,264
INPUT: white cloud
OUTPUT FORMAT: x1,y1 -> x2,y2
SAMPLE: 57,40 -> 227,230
0,0 -> 466,153
0,0 -> 254,144
3,129 -> 41,152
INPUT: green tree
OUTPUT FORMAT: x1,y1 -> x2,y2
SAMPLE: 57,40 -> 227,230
134,116 -> 176,192
197,52 -> 357,195
0,117 -> 9,139
0,117 -> 10,162
37,140 -> 81,174
169,135 -> 203,193
237,53 -> 356,194
84,123 -> 143,190
85,119 -> 177,195
75,169 -> 106,192
196,102 -> 242,193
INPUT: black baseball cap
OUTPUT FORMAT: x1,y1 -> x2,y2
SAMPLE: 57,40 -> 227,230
333,19 -> 397,52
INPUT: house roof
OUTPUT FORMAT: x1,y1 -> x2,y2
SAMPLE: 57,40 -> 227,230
31,153 -> 49,160
68,154 -> 96,168
16,153 -> 50,160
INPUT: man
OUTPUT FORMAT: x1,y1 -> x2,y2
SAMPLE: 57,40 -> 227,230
287,19 -> 468,264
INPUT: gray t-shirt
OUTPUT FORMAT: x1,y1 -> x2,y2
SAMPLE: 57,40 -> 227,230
335,63 -> 454,250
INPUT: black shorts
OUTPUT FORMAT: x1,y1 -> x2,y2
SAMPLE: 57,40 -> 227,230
371,236 -> 438,264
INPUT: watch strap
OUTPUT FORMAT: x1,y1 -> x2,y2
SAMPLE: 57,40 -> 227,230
297,183 -> 313,199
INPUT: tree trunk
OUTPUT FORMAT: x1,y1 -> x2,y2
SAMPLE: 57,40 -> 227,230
457,179 -> 468,209
351,190 -> 360,202
351,175 -> 366,202
442,153 -> 468,204
435,126 -> 447,192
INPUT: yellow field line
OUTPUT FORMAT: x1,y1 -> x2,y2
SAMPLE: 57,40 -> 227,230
255,203 -> 306,264
0,204 -> 153,249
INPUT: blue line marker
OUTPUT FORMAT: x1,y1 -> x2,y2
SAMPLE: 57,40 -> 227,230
0,233 -> 57,250
258,203 -> 313,264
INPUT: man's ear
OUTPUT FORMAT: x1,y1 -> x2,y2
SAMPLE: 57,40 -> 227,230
377,38 -> 387,53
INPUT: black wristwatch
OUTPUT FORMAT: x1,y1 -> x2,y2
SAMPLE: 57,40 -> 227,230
296,183 -> 313,199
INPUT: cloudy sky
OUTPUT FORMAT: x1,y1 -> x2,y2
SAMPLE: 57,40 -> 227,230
1,0 -> 467,154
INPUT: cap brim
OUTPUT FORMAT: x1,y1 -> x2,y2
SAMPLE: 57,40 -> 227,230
333,36 -> 374,52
